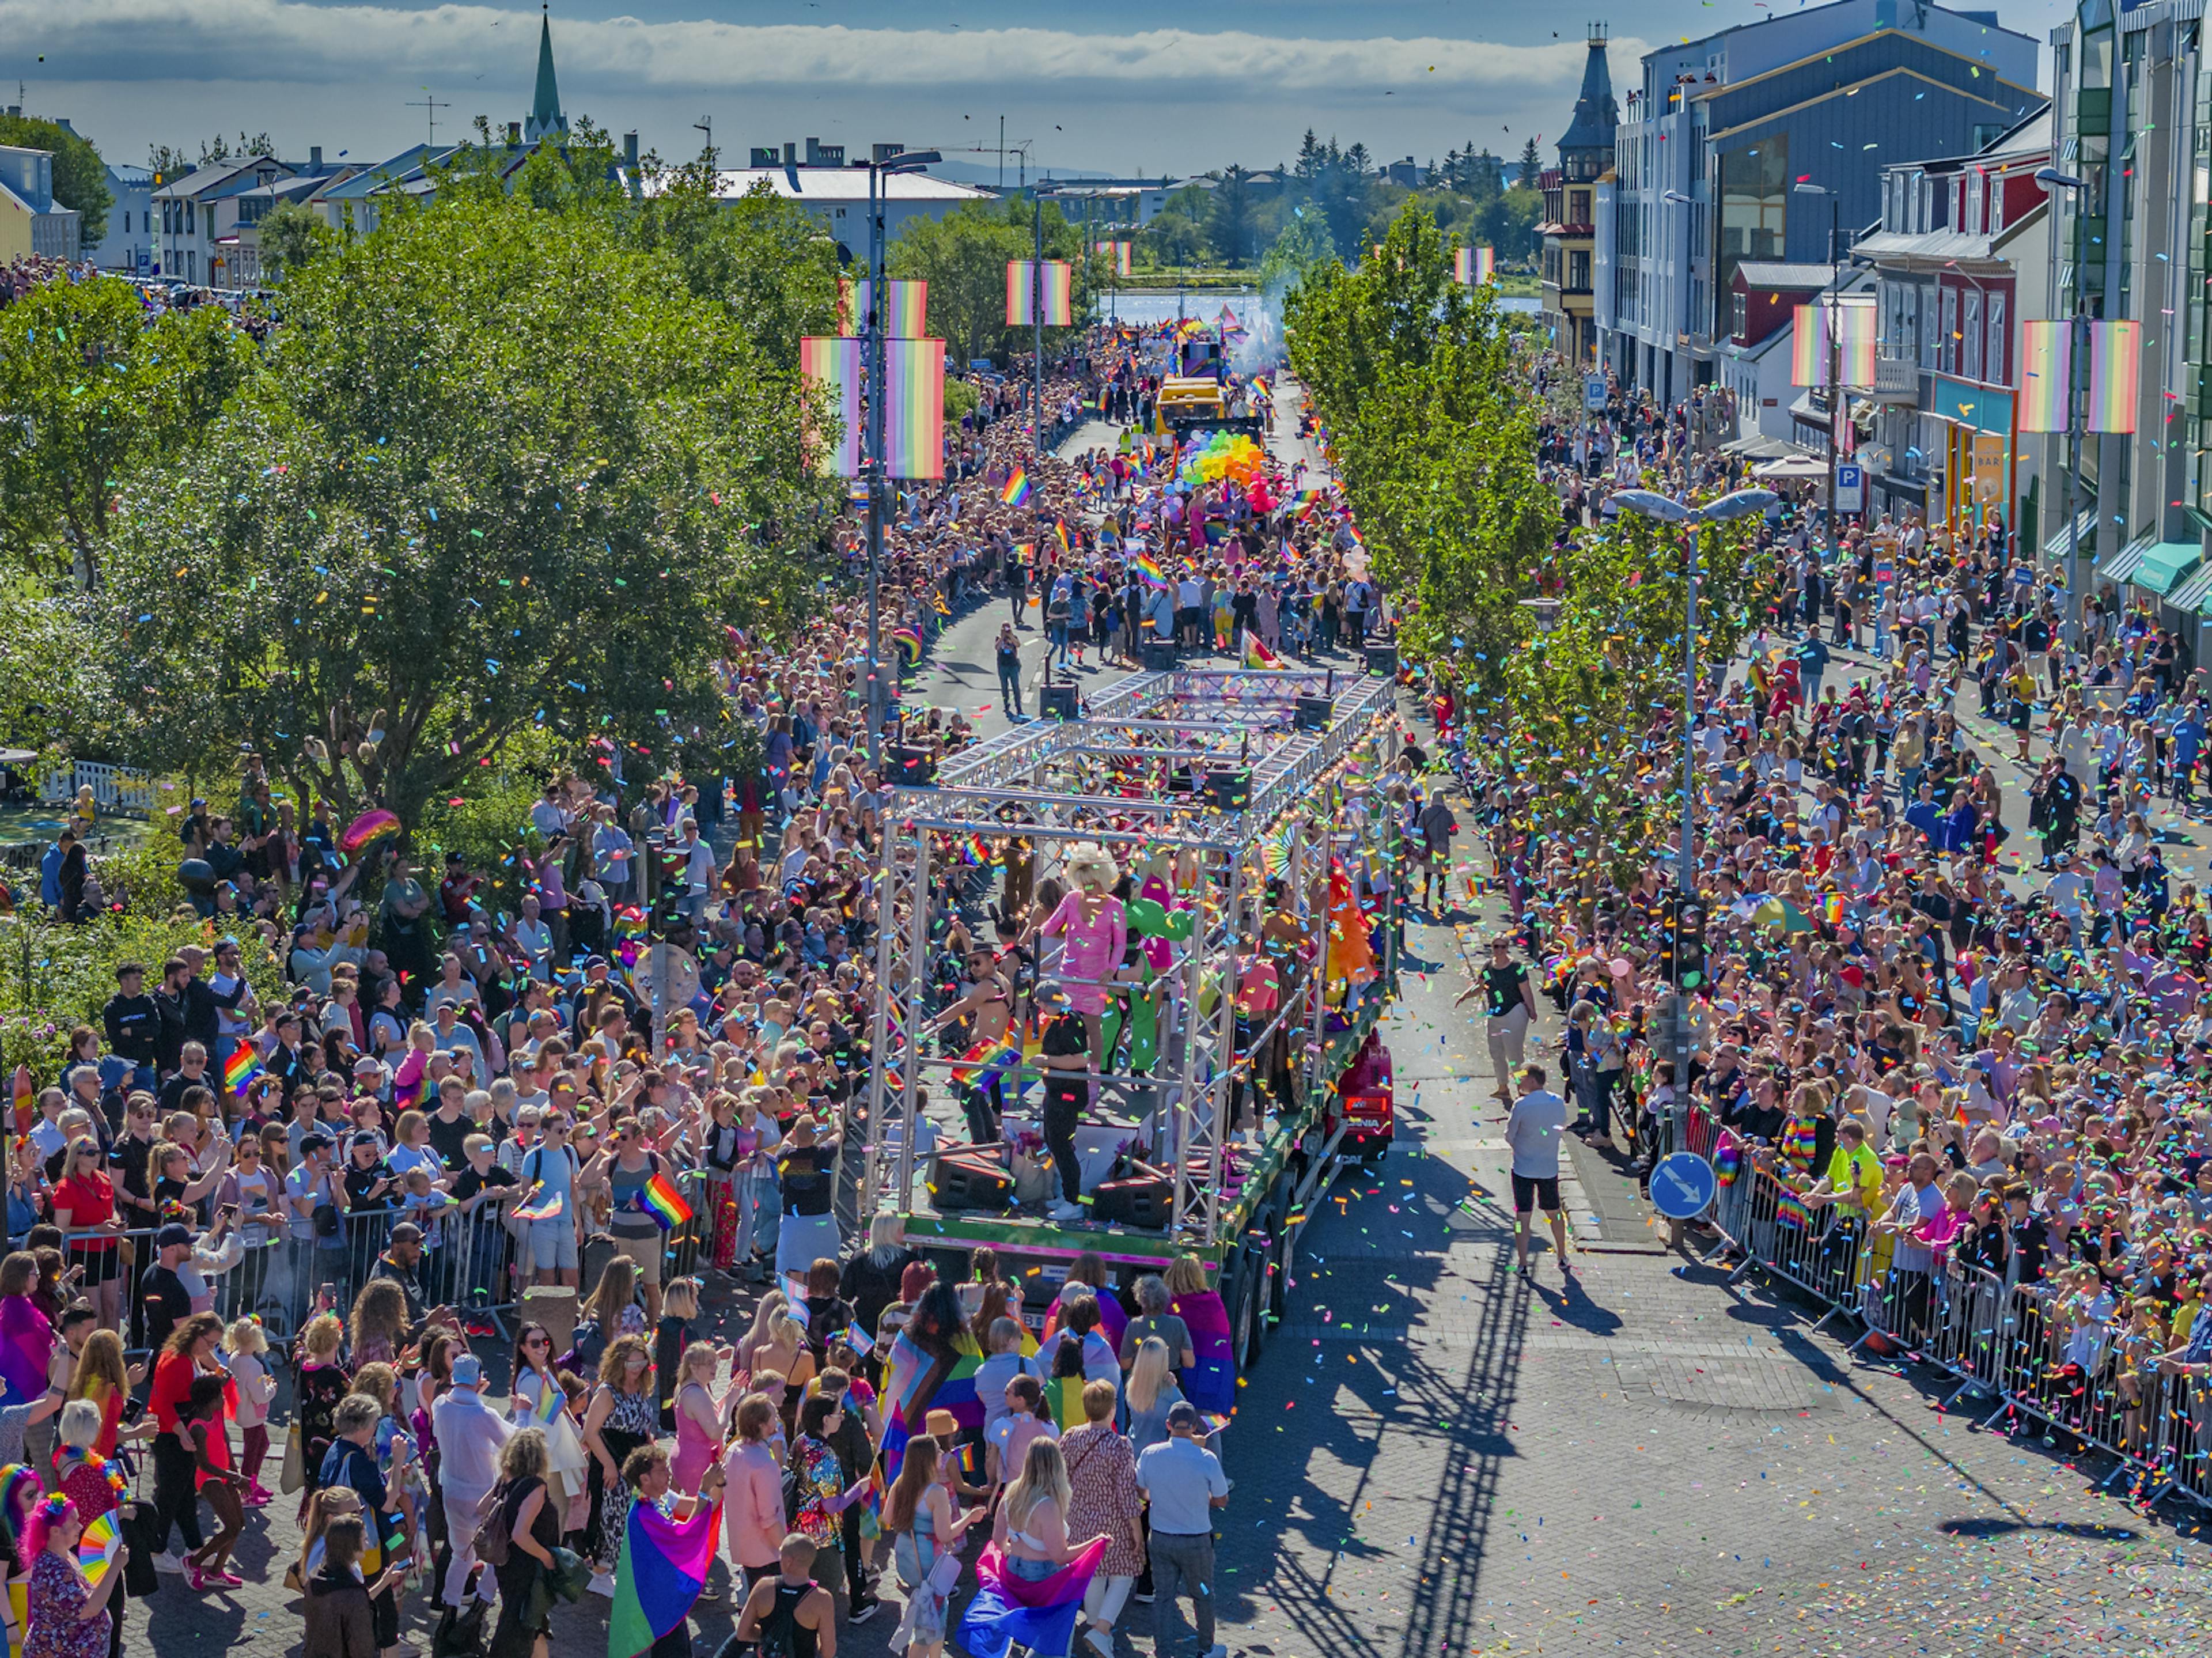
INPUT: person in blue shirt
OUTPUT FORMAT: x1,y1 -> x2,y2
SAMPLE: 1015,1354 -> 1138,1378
1903,781 -> 1944,847
38,835 -> 63,909
2172,704 -> 2206,810
1795,636 -> 1830,707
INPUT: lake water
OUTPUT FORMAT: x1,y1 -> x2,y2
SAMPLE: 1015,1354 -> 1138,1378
1102,289 -> 1537,325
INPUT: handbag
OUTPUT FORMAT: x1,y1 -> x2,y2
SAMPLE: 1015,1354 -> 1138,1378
472,1482 -> 513,1569
279,1423 -> 306,1496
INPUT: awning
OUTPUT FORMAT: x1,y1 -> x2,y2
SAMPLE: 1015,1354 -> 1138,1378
2133,540 -> 2203,597
2044,507 -> 2097,562
2096,529 -> 2154,585
1721,433 -> 1799,460
2168,562 -> 2212,617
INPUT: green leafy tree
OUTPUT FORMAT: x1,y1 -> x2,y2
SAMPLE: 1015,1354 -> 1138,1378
888,197 -> 1092,368
257,197 -> 337,280
0,276 -> 258,589
85,191 -> 830,832
1256,213 -> 1333,301
630,166 -> 840,377
0,115 -> 112,247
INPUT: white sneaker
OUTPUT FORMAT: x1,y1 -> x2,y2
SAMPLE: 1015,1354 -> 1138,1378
588,1572 -> 616,1598
150,1551 -> 184,1575
1084,1623 -> 1115,1658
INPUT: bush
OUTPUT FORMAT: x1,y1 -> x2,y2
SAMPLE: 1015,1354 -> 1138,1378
945,377 -> 980,423
0,902 -> 286,1086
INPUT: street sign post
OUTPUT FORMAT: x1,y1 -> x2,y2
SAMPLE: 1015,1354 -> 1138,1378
1650,1151 -> 1717,1221
1835,461 -> 1863,514
1584,374 -> 1608,412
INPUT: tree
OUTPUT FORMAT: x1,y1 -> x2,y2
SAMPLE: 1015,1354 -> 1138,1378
0,277 -> 258,589
146,145 -> 191,180
84,191 -> 830,831
1206,165 -> 1259,267
630,165 -> 840,377
1518,137 -> 1544,188
200,133 -> 275,166
257,198 -> 336,279
1256,213 -> 1333,300
0,115 -> 112,247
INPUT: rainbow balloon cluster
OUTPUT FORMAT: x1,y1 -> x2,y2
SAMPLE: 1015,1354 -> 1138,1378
1177,431 -> 1266,489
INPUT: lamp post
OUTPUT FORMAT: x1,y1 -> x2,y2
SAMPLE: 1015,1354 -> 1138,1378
1662,191 -> 1695,405
1791,181 -> 1844,537
1609,485 -> 1778,1158
862,146 -> 941,772
2035,165 -> 2092,649
1029,182 -> 1068,462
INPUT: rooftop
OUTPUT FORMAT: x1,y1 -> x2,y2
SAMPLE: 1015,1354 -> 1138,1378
663,168 -> 997,205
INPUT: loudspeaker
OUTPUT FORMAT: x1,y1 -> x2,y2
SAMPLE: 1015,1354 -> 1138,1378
1364,642 -> 1399,676
1142,641 -> 1179,671
1038,682 -> 1080,720
1089,1171 -> 1173,1227
930,1150 -> 1015,1212
1293,694 -> 1334,732
1205,768 -> 1250,811
889,745 -> 937,786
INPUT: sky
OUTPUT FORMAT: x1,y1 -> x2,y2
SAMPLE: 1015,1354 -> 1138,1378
10,0 -> 2070,182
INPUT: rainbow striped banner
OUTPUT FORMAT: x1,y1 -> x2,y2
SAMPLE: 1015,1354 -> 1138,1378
1453,245 -> 1495,285
2016,319 -> 2069,432
1006,260 -> 1074,326
2087,318 -> 2139,434
1093,241 -> 1132,277
798,335 -> 863,479
882,337 -> 945,479
1789,300 -> 1878,389
839,278 -> 928,339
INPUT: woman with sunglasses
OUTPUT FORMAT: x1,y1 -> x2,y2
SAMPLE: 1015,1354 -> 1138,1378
50,1142 -> 120,1333
507,1323 -> 589,1530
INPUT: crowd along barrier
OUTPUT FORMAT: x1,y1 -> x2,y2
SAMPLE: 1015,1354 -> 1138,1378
1679,1111 -> 2212,1512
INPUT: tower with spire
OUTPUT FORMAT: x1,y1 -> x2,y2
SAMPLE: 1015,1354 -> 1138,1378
1540,25 -> 1619,368
522,3 -> 569,145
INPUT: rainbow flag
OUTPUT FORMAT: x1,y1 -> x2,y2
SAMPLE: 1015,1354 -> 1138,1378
1242,633 -> 1282,669
1455,245 -> 1495,285
884,336 -> 946,480
1775,1188 -> 1809,1232
1006,260 -> 1074,327
1043,1374 -> 1088,1431
838,278 -> 928,339
892,624 -> 925,665
1822,892 -> 1846,926
948,1034 -> 1023,1091
2088,319 -> 2140,434
1791,300 -> 1878,389
1093,240 -> 1132,277
957,1539 -> 1108,1658
2017,319 -> 2068,432
8,1067 -> 28,1135
607,1496 -> 721,1658
1054,518 -> 1071,555
1001,468 -> 1032,508
1132,551 -> 1169,589
799,335 -> 865,478
512,1185 -> 565,1224
960,834 -> 994,868
634,1171 -> 693,1232
222,1044 -> 262,1098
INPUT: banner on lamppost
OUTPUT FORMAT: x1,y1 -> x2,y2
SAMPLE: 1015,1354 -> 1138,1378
1790,300 -> 1878,389
2018,319 -> 2139,434
881,338 -> 946,480
1006,260 -> 1073,326
836,278 -> 928,339
798,335 -> 864,479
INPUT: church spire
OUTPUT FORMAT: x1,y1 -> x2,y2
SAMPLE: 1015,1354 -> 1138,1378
524,3 -> 568,145
1557,24 -> 1619,168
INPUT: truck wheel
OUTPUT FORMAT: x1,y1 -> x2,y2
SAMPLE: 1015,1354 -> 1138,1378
1239,1241 -> 1271,1367
1225,1248 -> 1256,1375
1267,1224 -> 1295,1320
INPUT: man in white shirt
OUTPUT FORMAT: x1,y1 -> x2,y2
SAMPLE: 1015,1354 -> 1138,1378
1502,1064 -> 1574,1279
430,1353 -> 512,1630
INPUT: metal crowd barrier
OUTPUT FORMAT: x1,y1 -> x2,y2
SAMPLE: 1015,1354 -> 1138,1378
1684,1139 -> 2212,1512
41,1167 -> 752,1360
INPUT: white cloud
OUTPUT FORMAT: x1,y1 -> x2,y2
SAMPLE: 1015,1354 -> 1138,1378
11,0 -> 1643,97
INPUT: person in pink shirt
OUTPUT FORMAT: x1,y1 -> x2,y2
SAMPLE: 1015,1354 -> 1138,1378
719,1393 -> 787,1589
1034,846 -> 1127,1074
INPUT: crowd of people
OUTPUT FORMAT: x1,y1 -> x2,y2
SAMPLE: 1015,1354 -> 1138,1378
1430,351 -> 2212,1490
0,309 -> 1403,1658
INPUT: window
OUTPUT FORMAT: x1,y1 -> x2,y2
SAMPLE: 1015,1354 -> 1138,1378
1988,177 -> 2005,236
185,200 -> 195,233
1733,291 -> 1749,336
1986,291 -> 2006,384
1963,289 -> 1982,380
1967,171 -> 1984,233
1939,286 -> 1957,373
1716,134 -> 1787,299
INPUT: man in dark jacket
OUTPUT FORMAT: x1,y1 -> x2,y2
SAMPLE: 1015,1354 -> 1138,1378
102,962 -> 162,1089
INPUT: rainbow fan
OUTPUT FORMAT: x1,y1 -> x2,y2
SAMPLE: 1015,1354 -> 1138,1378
77,1513 -> 119,1587
340,808 -> 402,856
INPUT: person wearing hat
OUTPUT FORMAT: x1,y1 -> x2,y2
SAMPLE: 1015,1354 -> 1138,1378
430,1352 -> 512,1646
1134,1400 -> 1229,1658
138,1222 -> 196,1354
369,1221 -> 432,1326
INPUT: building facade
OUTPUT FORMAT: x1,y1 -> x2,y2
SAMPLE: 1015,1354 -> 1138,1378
1541,29 -> 1619,368
1594,0 -> 2040,407
83,161 -> 154,273
0,145 -> 81,262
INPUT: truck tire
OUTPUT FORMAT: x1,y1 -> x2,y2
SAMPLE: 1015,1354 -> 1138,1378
1225,1248 -> 1256,1376
1238,1240 -> 1270,1368
1267,1221 -> 1295,1320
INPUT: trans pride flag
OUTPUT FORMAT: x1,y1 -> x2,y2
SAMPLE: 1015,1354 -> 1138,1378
957,1539 -> 1108,1658
879,1328 -> 986,1485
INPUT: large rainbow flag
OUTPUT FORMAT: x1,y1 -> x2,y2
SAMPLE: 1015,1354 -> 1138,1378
607,1498 -> 721,1658
957,1539 -> 1108,1658
879,1327 -> 986,1486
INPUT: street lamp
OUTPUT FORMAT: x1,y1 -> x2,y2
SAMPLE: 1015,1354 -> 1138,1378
1518,596 -> 1565,635
2035,164 -> 2093,648
862,146 -> 942,772
1662,193 -> 1694,399
1792,181 -> 1846,532
1028,182 -> 1069,461
1611,484 -> 1777,1159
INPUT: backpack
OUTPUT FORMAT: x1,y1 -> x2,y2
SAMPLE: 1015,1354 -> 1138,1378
781,1455 -> 809,1530
471,1483 -> 513,1570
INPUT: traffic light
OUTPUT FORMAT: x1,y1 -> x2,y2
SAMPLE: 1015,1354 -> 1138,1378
1672,895 -> 1708,991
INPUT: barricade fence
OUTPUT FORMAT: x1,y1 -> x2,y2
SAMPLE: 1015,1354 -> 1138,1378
1683,1109 -> 2212,1511
44,1168 -> 754,1362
